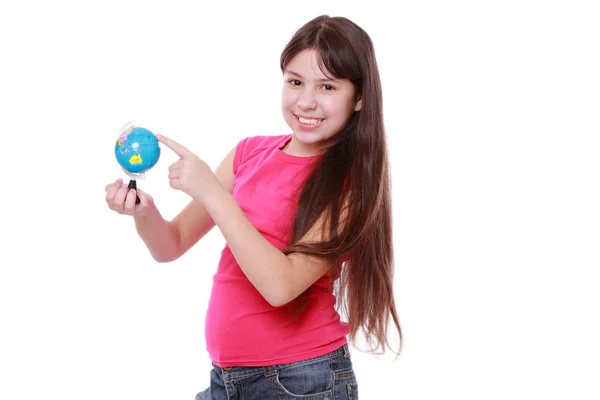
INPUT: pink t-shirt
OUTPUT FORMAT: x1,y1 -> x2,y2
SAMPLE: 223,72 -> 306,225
205,134 -> 350,367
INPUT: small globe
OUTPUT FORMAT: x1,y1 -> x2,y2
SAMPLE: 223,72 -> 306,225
114,125 -> 161,174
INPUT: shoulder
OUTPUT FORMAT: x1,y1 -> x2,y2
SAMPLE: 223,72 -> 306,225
233,134 -> 291,174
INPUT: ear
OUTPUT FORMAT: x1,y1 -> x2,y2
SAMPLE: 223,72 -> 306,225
354,95 -> 363,112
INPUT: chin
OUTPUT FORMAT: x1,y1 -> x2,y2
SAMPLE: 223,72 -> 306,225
293,131 -> 324,144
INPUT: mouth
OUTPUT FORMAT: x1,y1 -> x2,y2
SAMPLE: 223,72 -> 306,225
295,115 -> 324,126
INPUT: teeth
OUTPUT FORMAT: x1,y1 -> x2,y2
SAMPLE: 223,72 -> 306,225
298,117 -> 321,125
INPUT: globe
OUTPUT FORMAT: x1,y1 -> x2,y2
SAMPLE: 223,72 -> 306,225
115,125 -> 161,174
114,122 -> 161,205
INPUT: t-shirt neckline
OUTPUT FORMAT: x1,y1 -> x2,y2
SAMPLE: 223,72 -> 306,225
274,135 -> 320,165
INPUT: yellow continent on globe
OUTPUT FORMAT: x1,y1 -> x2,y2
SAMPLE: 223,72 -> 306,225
129,153 -> 143,165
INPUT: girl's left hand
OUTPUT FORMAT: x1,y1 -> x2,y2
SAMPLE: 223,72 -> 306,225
156,134 -> 219,201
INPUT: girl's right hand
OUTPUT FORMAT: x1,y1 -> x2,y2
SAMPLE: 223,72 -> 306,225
105,178 -> 154,216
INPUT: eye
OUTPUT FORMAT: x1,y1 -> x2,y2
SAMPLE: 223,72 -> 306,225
321,84 -> 335,91
288,79 -> 302,86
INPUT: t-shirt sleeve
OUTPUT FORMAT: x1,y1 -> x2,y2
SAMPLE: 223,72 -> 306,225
233,134 -> 283,175
233,137 -> 249,175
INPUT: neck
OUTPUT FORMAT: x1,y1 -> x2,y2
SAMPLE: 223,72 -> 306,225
284,136 -> 325,157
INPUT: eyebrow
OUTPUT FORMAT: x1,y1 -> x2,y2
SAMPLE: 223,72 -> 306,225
285,70 -> 338,83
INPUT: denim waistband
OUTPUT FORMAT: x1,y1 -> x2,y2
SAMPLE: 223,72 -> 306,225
212,343 -> 350,375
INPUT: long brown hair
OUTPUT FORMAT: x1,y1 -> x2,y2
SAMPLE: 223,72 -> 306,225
281,15 -> 402,356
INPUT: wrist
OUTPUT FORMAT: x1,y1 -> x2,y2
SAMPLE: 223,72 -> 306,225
133,201 -> 159,219
193,176 -> 224,205
198,183 -> 228,215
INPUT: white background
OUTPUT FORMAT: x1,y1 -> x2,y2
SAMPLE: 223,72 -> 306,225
1,0 -> 599,399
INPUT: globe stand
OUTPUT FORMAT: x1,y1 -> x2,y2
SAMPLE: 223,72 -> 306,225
127,179 -> 141,205
122,170 -> 145,206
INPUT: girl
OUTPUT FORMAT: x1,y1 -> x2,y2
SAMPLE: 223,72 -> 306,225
105,14 -> 401,400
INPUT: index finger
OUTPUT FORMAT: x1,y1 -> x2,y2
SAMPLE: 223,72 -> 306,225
156,134 -> 191,158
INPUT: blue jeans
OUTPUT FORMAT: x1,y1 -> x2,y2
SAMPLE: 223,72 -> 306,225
195,344 -> 359,399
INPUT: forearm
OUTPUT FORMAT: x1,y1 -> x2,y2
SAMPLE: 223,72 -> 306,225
133,204 -> 181,263
201,187 -> 293,306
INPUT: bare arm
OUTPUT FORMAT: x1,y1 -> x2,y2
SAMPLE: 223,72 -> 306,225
201,186 -> 336,307
134,146 -> 236,263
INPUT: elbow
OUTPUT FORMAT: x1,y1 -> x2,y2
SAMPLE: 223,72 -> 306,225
151,252 -> 179,264
148,241 -> 183,264
263,288 -> 293,308
267,299 -> 288,308
266,297 -> 286,308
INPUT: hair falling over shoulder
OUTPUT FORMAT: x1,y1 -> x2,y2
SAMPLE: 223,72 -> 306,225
281,15 -> 402,357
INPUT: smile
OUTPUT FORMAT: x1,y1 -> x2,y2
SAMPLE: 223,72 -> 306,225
296,115 -> 324,125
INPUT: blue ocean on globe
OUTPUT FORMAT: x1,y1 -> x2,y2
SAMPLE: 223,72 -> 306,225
115,126 -> 161,174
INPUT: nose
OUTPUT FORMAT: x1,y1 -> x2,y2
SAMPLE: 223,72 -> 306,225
297,88 -> 317,110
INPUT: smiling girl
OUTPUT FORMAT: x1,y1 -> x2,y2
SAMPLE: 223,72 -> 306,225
105,14 -> 402,400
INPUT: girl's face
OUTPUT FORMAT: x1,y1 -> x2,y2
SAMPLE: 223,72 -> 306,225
281,49 -> 362,156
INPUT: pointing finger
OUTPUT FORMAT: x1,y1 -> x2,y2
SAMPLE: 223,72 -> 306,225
156,134 -> 191,158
